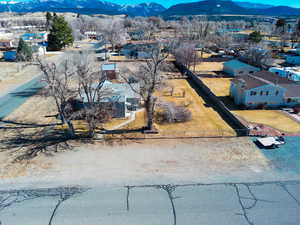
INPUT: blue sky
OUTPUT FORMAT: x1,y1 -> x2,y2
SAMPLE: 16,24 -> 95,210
15,0 -> 300,8
106,0 -> 300,8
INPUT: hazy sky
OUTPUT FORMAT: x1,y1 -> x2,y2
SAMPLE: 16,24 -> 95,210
103,0 -> 300,8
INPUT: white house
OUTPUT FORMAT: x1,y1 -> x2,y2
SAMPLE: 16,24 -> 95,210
81,81 -> 140,118
230,71 -> 300,108
223,59 -> 260,77
269,67 -> 300,82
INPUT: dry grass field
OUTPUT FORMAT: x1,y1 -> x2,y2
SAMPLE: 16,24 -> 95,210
233,110 -> 300,133
119,79 -> 236,137
201,78 -> 232,96
190,62 -> 224,72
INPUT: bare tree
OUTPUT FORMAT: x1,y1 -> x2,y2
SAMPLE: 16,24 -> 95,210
38,57 -> 77,137
123,47 -> 168,131
241,47 -> 274,68
174,42 -> 198,71
72,52 -> 113,137
102,19 -> 127,51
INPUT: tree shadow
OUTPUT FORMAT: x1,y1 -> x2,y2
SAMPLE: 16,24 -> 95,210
0,119 -> 62,130
9,87 -> 42,98
0,126 -> 78,161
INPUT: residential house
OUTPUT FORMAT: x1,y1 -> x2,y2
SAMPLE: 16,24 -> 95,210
121,42 -> 157,59
101,63 -> 118,80
81,80 -> 140,118
230,71 -> 300,108
269,67 -> 300,82
0,39 -> 14,50
223,59 -> 260,76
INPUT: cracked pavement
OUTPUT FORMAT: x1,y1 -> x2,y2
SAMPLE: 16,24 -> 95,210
0,181 -> 299,225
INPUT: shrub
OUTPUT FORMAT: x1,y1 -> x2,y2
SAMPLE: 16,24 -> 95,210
155,102 -> 192,124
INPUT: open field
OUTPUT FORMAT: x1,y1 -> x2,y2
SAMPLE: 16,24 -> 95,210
190,62 -> 224,72
202,77 -> 300,133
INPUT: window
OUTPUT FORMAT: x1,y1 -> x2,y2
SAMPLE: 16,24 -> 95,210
275,72 -> 279,75
250,91 -> 257,96
239,71 -> 244,74
275,90 -> 279,96
266,91 -> 269,96
260,91 -> 263,96
249,71 -> 254,74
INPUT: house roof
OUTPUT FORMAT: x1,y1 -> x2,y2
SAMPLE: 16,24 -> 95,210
81,80 -> 140,103
102,63 -> 116,71
224,59 -> 260,71
280,84 -> 300,97
253,71 -> 296,85
232,71 -> 297,91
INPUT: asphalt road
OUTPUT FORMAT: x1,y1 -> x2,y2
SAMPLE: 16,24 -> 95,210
0,180 -> 300,225
0,41 -> 101,120
0,75 -> 44,119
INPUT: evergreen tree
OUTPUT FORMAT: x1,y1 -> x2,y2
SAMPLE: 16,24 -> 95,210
276,18 -> 286,33
16,38 -> 32,62
249,31 -> 262,43
47,16 -> 74,51
46,12 -> 52,31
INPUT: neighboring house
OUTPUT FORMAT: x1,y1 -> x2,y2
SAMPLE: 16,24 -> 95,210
3,51 -> 17,61
269,67 -> 300,82
21,32 -> 48,42
101,63 -> 118,80
223,59 -> 260,76
32,45 -> 46,56
84,31 -> 103,40
121,43 -> 157,59
81,80 -> 140,118
230,71 -> 300,108
286,56 -> 300,65
0,39 -> 14,50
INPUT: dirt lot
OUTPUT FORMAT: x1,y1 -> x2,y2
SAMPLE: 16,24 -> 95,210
0,137 -> 270,185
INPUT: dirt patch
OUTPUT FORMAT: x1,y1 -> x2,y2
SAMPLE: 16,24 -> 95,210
0,137 -> 270,185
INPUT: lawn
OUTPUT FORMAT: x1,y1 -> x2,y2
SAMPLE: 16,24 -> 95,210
202,77 -> 300,133
190,62 -> 224,72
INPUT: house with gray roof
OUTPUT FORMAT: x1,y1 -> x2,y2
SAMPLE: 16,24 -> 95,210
230,71 -> 300,108
81,81 -> 140,118
224,59 -> 260,77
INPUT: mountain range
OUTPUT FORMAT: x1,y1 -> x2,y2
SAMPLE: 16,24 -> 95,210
0,0 -> 300,16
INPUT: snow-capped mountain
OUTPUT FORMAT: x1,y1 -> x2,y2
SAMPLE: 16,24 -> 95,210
0,0 -> 166,16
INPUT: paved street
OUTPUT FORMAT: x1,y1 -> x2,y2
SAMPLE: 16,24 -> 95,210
0,181 -> 300,225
